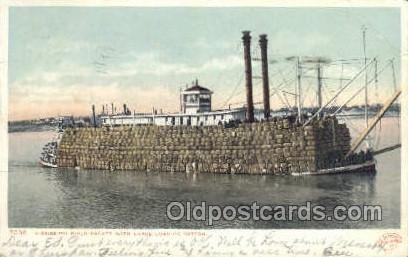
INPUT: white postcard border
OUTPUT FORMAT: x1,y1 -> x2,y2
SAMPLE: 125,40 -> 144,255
0,1 -> 407,257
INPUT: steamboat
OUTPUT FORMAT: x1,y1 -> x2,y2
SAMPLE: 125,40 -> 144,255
39,31 -> 400,175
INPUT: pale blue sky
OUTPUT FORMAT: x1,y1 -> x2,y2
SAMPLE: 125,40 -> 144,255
9,7 -> 400,120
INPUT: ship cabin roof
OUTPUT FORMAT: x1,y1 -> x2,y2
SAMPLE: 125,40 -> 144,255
183,79 -> 213,94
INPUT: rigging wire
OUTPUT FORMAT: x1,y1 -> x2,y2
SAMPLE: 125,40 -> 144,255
331,60 -> 393,115
219,73 -> 244,108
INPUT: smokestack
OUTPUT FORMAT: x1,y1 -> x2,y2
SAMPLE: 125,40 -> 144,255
242,31 -> 254,122
123,103 -> 127,115
259,34 -> 270,120
92,104 -> 96,128
102,105 -> 105,115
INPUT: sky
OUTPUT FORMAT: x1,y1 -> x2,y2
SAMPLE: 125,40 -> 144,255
8,7 -> 401,121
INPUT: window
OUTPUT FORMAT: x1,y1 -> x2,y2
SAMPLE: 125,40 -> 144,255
187,94 -> 198,104
200,94 -> 211,104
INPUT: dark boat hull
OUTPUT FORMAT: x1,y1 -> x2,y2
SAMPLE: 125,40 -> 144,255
291,160 -> 375,176
39,160 -> 58,168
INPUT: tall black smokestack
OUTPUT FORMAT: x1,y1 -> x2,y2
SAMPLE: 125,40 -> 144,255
123,103 -> 127,115
259,34 -> 270,120
242,31 -> 254,122
92,104 -> 96,128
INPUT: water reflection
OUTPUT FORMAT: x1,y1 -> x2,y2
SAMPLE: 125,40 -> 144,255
8,117 -> 399,228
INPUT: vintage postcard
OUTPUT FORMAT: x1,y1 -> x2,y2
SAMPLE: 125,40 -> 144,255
0,0 -> 407,256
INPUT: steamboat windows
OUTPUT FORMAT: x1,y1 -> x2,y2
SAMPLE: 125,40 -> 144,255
199,94 -> 211,104
171,117 -> 175,125
187,94 -> 199,104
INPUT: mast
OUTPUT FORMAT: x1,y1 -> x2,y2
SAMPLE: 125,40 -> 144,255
296,57 -> 302,123
317,63 -> 323,109
179,87 -> 182,113
390,59 -> 397,93
362,26 -> 368,129
374,58 -> 378,102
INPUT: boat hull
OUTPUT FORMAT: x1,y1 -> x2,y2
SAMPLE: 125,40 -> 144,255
291,160 -> 375,176
39,160 -> 58,168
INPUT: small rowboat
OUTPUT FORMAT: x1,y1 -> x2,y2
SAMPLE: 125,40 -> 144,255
39,159 -> 58,168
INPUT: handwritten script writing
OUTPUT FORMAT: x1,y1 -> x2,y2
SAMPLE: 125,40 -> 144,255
0,231 -> 397,257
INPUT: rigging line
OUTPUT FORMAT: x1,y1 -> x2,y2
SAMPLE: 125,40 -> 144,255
339,8 -> 400,54
275,67 -> 295,91
234,79 -> 264,104
325,58 -> 388,111
252,88 -> 290,109
218,73 -> 244,108
230,79 -> 263,102
300,79 -> 314,107
339,63 -> 344,90
326,62 -> 363,66
228,79 -> 290,107
331,60 -> 393,115
281,92 -> 291,109
330,58 -> 365,63
321,83 -> 342,114
373,118 -> 382,150
268,66 -> 295,82
251,71 -> 297,101
390,58 -> 397,92
303,57 -> 377,126
374,58 -> 379,103
233,64 -> 297,105
389,59 -> 401,142
269,77 -> 297,99
272,88 -> 291,109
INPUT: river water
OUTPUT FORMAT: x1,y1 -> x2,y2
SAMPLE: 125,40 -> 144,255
8,117 -> 401,228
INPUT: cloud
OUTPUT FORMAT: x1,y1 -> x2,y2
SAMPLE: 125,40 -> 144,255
271,29 -> 332,58
9,51 -> 244,120
106,52 -> 242,77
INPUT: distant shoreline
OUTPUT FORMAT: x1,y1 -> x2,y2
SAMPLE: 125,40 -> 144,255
8,124 -> 55,133
8,111 -> 400,133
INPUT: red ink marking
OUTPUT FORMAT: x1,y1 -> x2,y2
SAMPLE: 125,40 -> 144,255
377,233 -> 402,251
